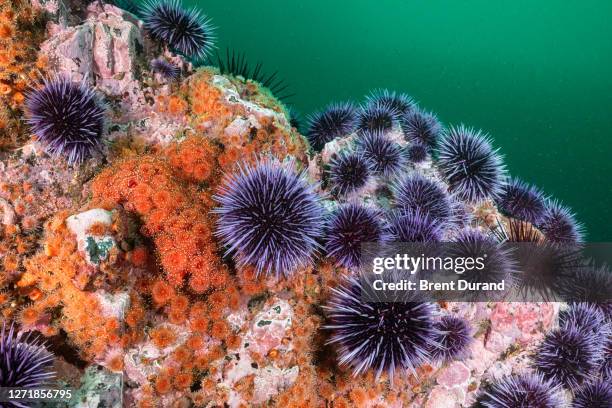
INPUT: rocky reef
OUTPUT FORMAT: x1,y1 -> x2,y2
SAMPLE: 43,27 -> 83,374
0,1 -> 610,407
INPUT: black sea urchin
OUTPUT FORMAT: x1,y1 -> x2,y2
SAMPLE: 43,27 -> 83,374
213,159 -> 324,277
572,380 -> 612,408
438,125 -> 505,203
0,322 -> 56,392
387,209 -> 444,243
366,89 -> 415,116
393,172 -> 453,225
325,203 -> 388,270
25,77 -> 106,165
448,228 -> 516,300
357,100 -> 400,133
534,326 -> 601,390
142,0 -> 215,59
325,275 -> 439,378
400,109 -> 442,150
497,178 -> 547,225
306,102 -> 358,151
356,130 -> 406,178
430,315 -> 472,363
328,152 -> 374,196
476,373 -> 563,408
151,58 -> 181,80
539,200 -> 584,244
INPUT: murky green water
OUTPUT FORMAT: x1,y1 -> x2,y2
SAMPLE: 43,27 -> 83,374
189,0 -> 612,240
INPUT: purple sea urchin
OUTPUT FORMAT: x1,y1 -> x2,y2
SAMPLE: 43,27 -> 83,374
0,322 -> 55,391
306,102 -> 358,151
438,125 -> 505,203
400,109 -> 442,150
572,380 -> 612,408
387,209 -> 444,242
325,275 -> 439,377
142,0 -> 215,59
430,315 -> 472,363
534,326 -> 601,390
393,172 -> 453,225
560,265 -> 612,315
558,303 -> 609,340
213,159 -> 324,277
448,228 -> 516,300
356,130 -> 406,178
476,373 -> 563,408
357,100 -> 400,133
328,152 -> 374,196
325,203 -> 388,270
408,142 -> 428,163
151,58 -> 181,80
25,77 -> 106,164
539,200 -> 584,244
497,178 -> 547,225
365,89 -> 415,116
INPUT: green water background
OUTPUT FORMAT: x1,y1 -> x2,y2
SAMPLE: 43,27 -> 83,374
190,0 -> 612,241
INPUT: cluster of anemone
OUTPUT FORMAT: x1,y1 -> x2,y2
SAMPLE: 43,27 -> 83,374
213,159 -> 324,277
25,77 -> 106,165
0,322 -> 56,390
141,0 -> 215,60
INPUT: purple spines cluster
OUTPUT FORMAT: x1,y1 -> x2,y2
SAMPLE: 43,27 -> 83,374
561,265 -> 612,313
497,178 -> 547,225
356,130 -> 406,178
438,125 -> 505,203
539,200 -> 584,243
25,77 -> 106,165
213,159 -> 324,277
429,315 -> 473,363
365,89 -> 415,116
328,151 -> 374,196
534,325 -> 602,390
400,108 -> 442,150
306,102 -> 358,151
558,303 -> 609,341
602,335 -> 612,379
325,203 -> 388,270
357,99 -> 400,133
408,142 -> 428,163
476,373 -> 564,408
572,380 -> 612,408
449,228 -> 516,299
142,0 -> 215,59
0,322 -> 55,390
325,275 -> 439,378
151,58 -> 181,80
393,172 -> 453,225
386,209 -> 444,242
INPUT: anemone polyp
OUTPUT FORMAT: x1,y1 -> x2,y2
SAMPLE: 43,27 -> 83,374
476,373 -> 563,408
392,172 -> 453,225
25,77 -> 106,165
430,315 -> 473,363
151,58 -> 181,80
0,322 -> 56,390
538,199 -> 584,243
306,102 -> 359,151
328,152 -> 374,196
142,0 -> 215,59
399,109 -> 442,150
365,89 -> 415,116
325,275 -> 439,378
438,125 -> 505,203
497,178 -> 547,225
534,326 -> 602,390
325,203 -> 388,270
357,100 -> 400,133
356,130 -> 406,178
213,159 -> 324,277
